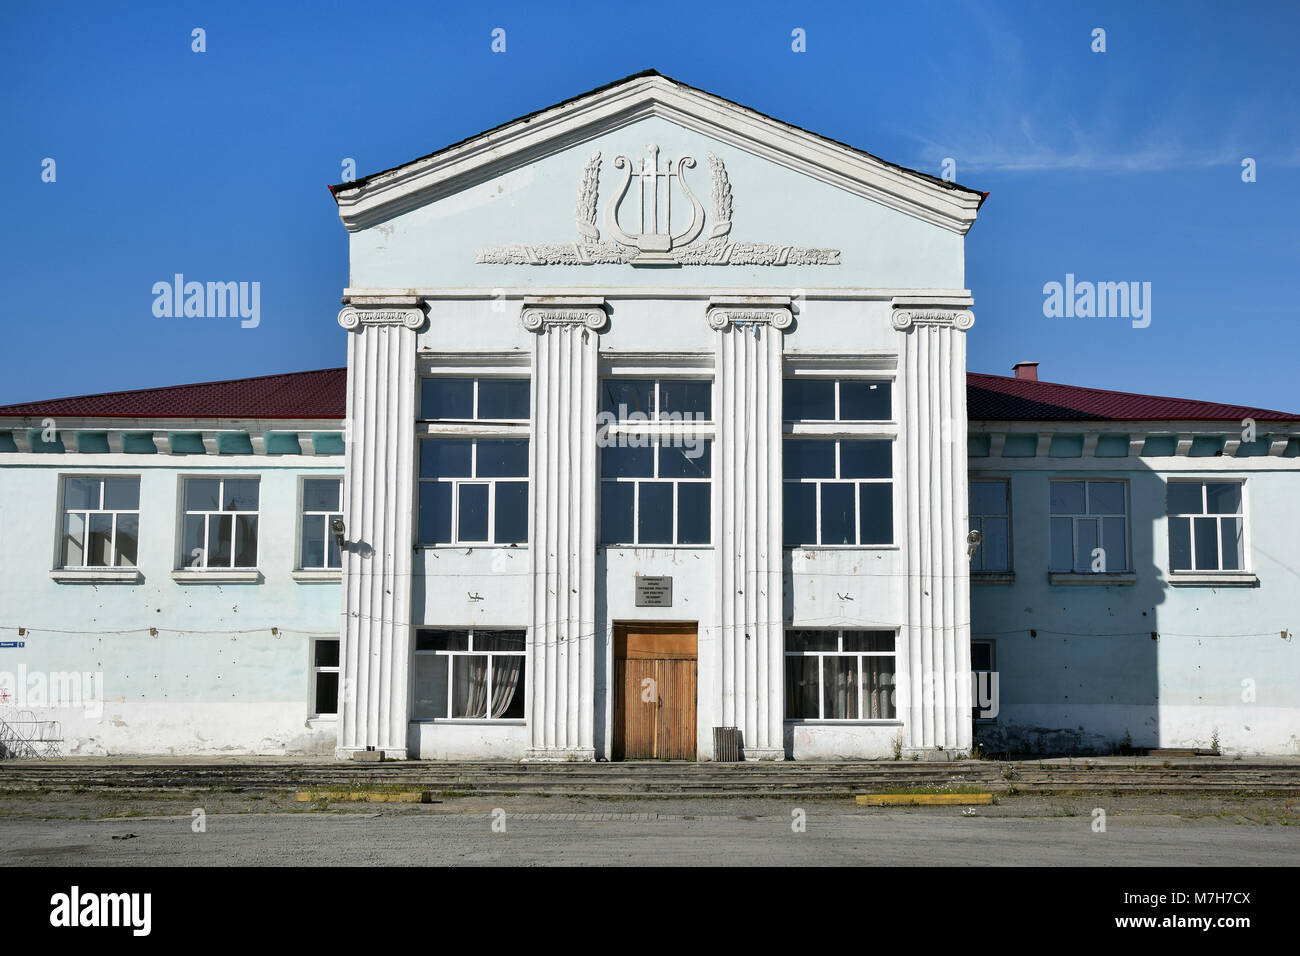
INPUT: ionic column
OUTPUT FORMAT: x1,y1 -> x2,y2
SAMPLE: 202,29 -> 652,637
336,302 -> 423,759
521,299 -> 605,761
893,300 -> 974,752
709,298 -> 789,761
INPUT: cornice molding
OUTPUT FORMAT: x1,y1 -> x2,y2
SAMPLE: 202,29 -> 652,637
331,75 -> 982,235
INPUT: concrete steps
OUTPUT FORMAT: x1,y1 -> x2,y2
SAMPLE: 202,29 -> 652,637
3,760 -> 1299,796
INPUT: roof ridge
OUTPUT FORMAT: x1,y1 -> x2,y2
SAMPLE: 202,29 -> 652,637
968,371 -> 1297,418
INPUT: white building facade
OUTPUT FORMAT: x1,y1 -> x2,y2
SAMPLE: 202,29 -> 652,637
3,74 -> 1296,760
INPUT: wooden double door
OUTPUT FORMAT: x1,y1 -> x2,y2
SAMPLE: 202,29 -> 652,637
612,623 -> 697,761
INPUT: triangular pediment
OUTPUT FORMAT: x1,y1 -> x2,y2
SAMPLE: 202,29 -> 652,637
330,71 -> 983,237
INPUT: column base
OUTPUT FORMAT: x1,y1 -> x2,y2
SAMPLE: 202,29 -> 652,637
742,748 -> 787,762
522,748 -> 596,763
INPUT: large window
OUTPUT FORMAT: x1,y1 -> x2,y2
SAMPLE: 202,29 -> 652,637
1167,481 -> 1245,572
600,441 -> 711,545
60,476 -> 140,568
181,477 -> 259,569
783,378 -> 891,422
784,629 -> 896,720
599,378 -> 711,423
311,639 -> 340,717
300,478 -> 343,570
1049,480 -> 1129,573
412,628 -> 526,720
970,479 -> 1011,572
418,439 -> 528,545
783,439 -> 892,546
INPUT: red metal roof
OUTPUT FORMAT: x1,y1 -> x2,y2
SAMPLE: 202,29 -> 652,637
968,371 -> 1298,422
0,368 -> 347,420
1,367 -> 1293,424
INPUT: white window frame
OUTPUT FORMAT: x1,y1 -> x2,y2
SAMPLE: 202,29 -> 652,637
783,629 -> 898,723
178,475 -> 261,570
782,376 -> 893,423
970,478 -> 1012,573
598,439 -> 712,547
310,638 -> 340,718
1166,478 -> 1249,573
57,475 -> 141,569
782,439 -> 894,547
417,438 -> 529,546
411,628 -> 527,722
1048,479 -> 1129,573
298,476 -> 344,570
418,374 -> 531,423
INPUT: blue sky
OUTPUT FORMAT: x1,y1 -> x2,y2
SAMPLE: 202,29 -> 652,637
3,0 -> 1297,411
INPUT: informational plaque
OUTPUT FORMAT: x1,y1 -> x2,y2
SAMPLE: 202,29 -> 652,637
634,575 -> 673,608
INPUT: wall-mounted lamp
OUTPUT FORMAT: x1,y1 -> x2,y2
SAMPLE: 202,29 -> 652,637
331,518 -> 346,552
966,529 -> 982,559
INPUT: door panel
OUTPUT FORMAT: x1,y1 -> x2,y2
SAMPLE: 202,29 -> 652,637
613,624 -> 697,760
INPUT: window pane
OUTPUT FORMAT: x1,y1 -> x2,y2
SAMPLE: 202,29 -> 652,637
1194,516 -> 1219,571
1169,516 -> 1192,571
784,440 -> 835,479
784,655 -> 820,719
783,482 -> 817,547
103,478 -> 139,511
1167,482 -> 1203,515
858,483 -> 893,545
1088,482 -> 1125,516
601,443 -> 653,478
184,478 -> 221,512
418,482 -> 451,544
823,656 -> 859,719
457,484 -> 490,542
862,656 -> 895,719
659,440 -> 710,479
783,378 -> 834,421
303,478 -> 340,512
1102,517 -> 1128,571
477,379 -> 530,420
412,654 -> 449,719
840,440 -> 891,479
1205,482 -> 1241,515
842,630 -> 894,652
315,672 -> 339,715
970,480 -> 1008,516
452,656 -> 490,717
1075,518 -> 1099,572
301,514 -> 325,567
495,656 -> 526,719
421,439 -> 472,479
315,640 -> 340,667
637,482 -> 674,545
418,630 -> 469,651
421,378 -> 473,420
476,439 -> 528,478
115,513 -> 138,568
1050,481 -> 1086,515
234,514 -> 258,567
820,483 -> 855,545
970,642 -> 993,671
839,380 -> 891,421
208,514 -> 233,567
1221,517 -> 1243,571
65,477 -> 101,511
676,482 -> 710,545
61,512 -> 85,567
182,514 -> 205,567
1050,517 -> 1073,571
979,516 -> 1008,571
600,481 -> 634,544
494,481 -> 528,544
224,479 -> 259,512
659,380 -> 711,420
600,379 -> 653,419
786,630 -> 839,652
474,630 -> 526,652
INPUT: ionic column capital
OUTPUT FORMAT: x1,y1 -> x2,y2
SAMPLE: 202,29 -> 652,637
520,296 -> 607,333
706,296 -> 793,331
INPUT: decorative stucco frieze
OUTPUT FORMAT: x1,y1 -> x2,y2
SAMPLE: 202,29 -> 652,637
891,308 -> 975,332
337,306 -> 425,331
477,147 -> 841,266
